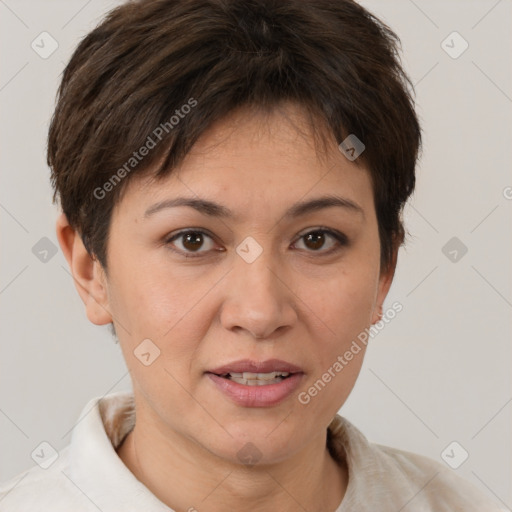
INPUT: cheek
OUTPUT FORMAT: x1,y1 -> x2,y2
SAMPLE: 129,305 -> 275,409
110,273 -> 207,415
298,276 -> 373,418
107,255 -> 197,334
108,263 -> 218,379
297,259 -> 378,408
304,263 -> 378,339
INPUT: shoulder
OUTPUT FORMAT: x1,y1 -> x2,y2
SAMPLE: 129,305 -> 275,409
375,443 -> 504,511
328,416 -> 506,512
0,392 -> 139,512
0,446 -> 98,511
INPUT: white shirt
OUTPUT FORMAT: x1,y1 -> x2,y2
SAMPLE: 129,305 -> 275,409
0,391 -> 505,511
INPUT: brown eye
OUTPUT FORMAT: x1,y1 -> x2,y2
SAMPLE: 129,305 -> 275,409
166,230 -> 216,257
304,231 -> 327,250
181,232 -> 205,251
293,229 -> 348,254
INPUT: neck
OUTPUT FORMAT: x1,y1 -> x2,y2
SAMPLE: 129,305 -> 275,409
117,420 -> 348,512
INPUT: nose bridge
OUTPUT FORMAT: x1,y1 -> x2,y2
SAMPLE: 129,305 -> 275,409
221,235 -> 295,338
235,236 -> 283,304
245,253 -> 278,294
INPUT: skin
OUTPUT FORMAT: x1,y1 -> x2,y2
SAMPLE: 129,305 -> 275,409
56,101 -> 397,512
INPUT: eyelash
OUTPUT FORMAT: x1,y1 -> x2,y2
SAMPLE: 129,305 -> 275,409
164,227 -> 349,259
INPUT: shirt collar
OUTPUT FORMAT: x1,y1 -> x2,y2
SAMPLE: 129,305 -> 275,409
68,390 -> 173,511
68,391 -> 361,511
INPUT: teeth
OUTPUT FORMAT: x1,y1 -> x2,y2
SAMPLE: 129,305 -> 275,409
225,371 -> 291,386
231,371 -> 290,380
230,377 -> 284,386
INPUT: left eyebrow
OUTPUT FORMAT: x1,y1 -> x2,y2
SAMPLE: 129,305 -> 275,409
283,195 -> 365,220
143,194 -> 365,221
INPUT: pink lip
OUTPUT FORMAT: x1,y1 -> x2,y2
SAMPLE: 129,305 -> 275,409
207,372 -> 304,407
208,358 -> 304,375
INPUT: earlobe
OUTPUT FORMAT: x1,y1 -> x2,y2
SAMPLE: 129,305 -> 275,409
55,212 -> 113,326
371,243 -> 399,325
371,304 -> 383,325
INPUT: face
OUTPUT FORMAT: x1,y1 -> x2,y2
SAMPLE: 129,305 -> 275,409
66,102 -> 395,465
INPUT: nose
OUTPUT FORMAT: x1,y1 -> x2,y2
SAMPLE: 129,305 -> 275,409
219,249 -> 297,341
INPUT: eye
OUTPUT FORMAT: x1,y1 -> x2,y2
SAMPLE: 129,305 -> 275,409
292,228 -> 348,254
165,227 -> 348,259
165,229 -> 218,258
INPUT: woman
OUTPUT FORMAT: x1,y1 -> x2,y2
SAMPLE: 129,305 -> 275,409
0,0 -> 504,510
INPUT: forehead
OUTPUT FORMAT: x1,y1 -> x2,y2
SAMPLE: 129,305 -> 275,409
115,103 -> 373,221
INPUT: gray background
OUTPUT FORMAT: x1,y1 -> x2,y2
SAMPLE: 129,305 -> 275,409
1,0 -> 511,507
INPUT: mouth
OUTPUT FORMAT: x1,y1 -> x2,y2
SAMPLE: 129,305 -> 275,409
205,359 -> 304,407
207,358 -> 303,383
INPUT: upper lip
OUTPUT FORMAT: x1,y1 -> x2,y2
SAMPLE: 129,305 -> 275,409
208,359 -> 304,375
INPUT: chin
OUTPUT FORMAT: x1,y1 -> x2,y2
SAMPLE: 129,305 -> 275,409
213,419 -> 304,464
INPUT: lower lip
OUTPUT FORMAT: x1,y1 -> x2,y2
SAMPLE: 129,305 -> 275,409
206,373 -> 304,407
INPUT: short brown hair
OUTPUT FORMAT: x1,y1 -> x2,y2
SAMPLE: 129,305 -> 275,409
48,0 -> 421,275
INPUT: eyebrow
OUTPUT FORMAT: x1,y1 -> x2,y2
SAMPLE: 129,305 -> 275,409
144,194 -> 365,221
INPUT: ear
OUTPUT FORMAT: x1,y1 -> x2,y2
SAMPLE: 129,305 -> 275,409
56,211 -> 113,326
371,239 -> 399,325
